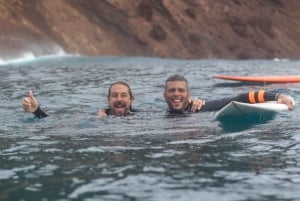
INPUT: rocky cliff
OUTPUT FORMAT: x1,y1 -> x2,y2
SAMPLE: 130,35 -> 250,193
1,0 -> 300,60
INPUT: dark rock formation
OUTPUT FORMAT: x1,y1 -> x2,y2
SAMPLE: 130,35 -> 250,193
1,0 -> 300,60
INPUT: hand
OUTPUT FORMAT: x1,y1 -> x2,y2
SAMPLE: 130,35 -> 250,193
22,90 -> 38,113
189,97 -> 205,112
97,109 -> 107,118
277,94 -> 295,110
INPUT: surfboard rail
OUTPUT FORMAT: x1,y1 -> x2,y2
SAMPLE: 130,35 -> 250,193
215,101 -> 288,119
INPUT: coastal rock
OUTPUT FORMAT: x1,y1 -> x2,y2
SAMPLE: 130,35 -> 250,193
1,0 -> 300,60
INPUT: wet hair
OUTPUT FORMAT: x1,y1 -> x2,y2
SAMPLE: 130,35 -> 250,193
165,74 -> 189,91
108,81 -> 133,98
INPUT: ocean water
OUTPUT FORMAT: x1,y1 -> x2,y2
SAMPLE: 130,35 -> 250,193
1,56 -> 300,201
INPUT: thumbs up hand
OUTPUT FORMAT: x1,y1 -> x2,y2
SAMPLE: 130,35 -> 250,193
22,90 -> 39,113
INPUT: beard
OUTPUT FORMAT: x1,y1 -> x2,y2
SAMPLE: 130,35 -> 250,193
167,98 -> 187,112
113,101 -> 128,116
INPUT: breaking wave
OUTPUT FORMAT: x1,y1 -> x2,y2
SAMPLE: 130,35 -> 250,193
0,45 -> 73,65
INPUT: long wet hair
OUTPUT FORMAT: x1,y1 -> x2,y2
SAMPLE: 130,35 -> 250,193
107,81 -> 133,98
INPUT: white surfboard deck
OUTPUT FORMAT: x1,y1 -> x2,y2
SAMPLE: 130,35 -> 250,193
215,101 -> 288,119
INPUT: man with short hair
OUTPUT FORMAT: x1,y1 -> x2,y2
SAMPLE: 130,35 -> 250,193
164,74 -> 295,113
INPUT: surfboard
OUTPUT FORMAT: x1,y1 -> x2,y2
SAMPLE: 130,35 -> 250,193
215,101 -> 288,119
213,75 -> 300,83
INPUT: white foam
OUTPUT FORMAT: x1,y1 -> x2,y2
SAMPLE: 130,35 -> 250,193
0,45 -> 70,65
273,58 -> 290,62
0,52 -> 35,65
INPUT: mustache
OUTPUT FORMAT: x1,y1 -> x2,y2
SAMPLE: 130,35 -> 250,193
114,101 -> 126,107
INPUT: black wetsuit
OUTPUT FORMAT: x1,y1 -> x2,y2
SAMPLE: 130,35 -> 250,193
32,91 -> 279,118
32,107 -> 137,118
32,106 -> 49,118
103,108 -> 137,116
170,91 -> 279,113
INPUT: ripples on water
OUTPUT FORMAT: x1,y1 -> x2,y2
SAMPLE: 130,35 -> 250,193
1,56 -> 300,201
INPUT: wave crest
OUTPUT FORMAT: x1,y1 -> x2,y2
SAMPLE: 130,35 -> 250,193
0,45 -> 69,65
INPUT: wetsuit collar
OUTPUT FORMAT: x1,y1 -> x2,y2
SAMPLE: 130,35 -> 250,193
168,102 -> 192,114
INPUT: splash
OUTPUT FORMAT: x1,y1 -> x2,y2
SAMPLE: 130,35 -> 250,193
0,45 -> 71,65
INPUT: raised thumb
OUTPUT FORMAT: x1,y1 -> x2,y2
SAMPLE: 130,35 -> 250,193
28,90 -> 34,99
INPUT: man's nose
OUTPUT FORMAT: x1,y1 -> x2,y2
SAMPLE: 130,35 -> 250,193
173,89 -> 181,94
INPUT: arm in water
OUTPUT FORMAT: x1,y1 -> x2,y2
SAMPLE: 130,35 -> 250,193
22,90 -> 49,118
199,90 -> 295,112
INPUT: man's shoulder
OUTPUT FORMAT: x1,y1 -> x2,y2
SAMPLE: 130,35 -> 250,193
130,108 -> 138,113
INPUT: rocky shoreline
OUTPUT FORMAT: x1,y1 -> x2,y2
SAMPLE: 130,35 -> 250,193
1,0 -> 300,60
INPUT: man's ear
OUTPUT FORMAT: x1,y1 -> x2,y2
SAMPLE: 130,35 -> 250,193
163,92 -> 166,100
131,96 -> 135,102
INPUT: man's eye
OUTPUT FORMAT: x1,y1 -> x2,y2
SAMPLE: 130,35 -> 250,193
168,88 -> 176,93
167,88 -> 186,93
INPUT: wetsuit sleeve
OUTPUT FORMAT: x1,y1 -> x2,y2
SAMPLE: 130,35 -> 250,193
200,90 -> 278,111
33,106 -> 49,118
105,109 -> 110,115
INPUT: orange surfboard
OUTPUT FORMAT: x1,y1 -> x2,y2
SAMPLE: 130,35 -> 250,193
213,75 -> 300,83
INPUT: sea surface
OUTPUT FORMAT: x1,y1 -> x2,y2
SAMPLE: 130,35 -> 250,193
1,55 -> 300,201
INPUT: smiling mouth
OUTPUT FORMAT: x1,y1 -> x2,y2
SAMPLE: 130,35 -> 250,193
115,103 -> 125,108
171,98 -> 182,105
169,99 -> 184,110
114,101 -> 126,114
172,99 -> 181,102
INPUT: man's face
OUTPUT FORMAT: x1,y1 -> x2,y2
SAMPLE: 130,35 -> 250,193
164,81 -> 190,112
108,84 -> 134,116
